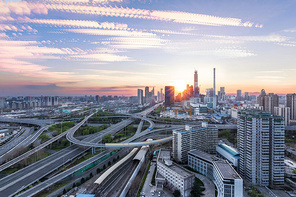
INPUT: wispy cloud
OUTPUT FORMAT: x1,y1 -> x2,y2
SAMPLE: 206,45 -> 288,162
26,18 -> 128,30
1,1 -> 48,16
71,53 -> 131,62
45,4 -> 260,27
78,69 -> 166,76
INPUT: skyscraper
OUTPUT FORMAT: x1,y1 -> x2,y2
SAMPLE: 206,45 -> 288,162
244,92 -> 249,101
137,89 -> 143,105
0,97 -> 6,109
236,90 -> 242,101
257,90 -> 279,115
287,93 -> 296,120
213,68 -> 216,109
160,88 -> 163,101
194,70 -> 199,96
237,109 -> 284,187
145,86 -> 149,103
274,104 -> 290,126
164,86 -> 175,106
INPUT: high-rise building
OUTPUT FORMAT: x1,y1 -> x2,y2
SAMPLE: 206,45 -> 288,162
0,97 -> 6,109
160,88 -> 163,101
257,90 -> 279,115
236,90 -> 242,101
164,86 -> 174,106
137,89 -> 143,105
172,123 -> 218,163
213,68 -> 216,109
95,95 -> 100,103
274,104 -> 290,126
145,86 -> 149,103
287,93 -> 296,120
194,70 -> 199,96
244,92 -> 249,101
218,87 -> 225,101
237,109 -> 284,187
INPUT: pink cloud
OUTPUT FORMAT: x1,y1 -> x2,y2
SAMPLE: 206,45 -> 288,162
1,1 -> 48,16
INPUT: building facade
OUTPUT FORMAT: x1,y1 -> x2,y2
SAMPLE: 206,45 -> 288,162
287,93 -> 296,120
165,86 -> 175,106
274,104 -> 290,126
237,109 -> 285,187
137,89 -> 143,105
157,149 -> 194,197
188,149 -> 243,197
172,123 -> 218,163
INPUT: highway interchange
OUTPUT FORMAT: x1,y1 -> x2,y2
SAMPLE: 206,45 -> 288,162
1,103 -> 296,197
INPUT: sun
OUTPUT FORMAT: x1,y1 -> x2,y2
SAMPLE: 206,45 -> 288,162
172,80 -> 187,93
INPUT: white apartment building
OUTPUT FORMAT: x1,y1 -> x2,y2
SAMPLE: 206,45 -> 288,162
274,104 -> 290,126
172,123 -> 218,163
157,149 -> 194,197
237,109 -> 285,187
188,149 -> 243,197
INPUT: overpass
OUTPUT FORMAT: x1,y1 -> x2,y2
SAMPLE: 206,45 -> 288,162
0,117 -> 55,127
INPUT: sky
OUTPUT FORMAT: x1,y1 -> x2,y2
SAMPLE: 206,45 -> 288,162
0,0 -> 296,96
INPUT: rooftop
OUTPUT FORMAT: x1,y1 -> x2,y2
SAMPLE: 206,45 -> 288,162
218,143 -> 239,156
188,149 -> 241,180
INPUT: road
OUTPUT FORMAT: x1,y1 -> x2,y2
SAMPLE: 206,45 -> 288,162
0,114 -> 95,196
0,117 -> 54,127
0,128 -> 30,157
0,104 -> 161,196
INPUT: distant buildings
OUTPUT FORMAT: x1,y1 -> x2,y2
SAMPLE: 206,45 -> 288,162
156,149 -> 195,197
172,123 -> 218,163
194,70 -> 199,97
137,89 -> 143,105
0,97 -> 6,109
274,104 -> 290,126
236,90 -> 242,101
165,86 -> 175,106
145,86 -> 149,104
237,109 -> 285,187
287,93 -> 296,120
257,89 -> 279,115
188,149 -> 243,197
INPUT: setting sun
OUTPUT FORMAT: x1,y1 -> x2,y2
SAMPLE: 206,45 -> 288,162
172,80 -> 187,93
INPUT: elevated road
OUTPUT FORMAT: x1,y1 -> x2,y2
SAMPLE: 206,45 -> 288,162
0,118 -> 55,126
16,150 -> 108,197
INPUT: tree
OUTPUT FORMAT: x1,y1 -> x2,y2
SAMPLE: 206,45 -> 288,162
81,177 -> 85,184
173,190 -> 181,197
191,178 -> 204,197
103,164 -> 106,169
102,134 -> 112,143
108,161 -> 111,166
90,172 -> 93,178
72,183 -> 76,188
63,188 -> 66,194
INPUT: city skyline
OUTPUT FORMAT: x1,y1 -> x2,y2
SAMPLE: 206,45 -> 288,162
1,0 -> 296,96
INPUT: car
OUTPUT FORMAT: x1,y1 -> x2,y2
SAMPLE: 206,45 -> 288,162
149,183 -> 153,187
151,192 -> 155,196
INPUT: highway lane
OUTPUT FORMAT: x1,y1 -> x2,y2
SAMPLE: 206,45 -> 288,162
136,120 -> 143,134
0,113 -> 93,172
0,118 -> 54,127
0,128 -> 29,156
16,150 -> 109,197
0,114 -> 136,196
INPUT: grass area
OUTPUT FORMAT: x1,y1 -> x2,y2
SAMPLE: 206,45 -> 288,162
27,181 -> 70,197
218,129 -> 237,145
0,167 -> 18,174
137,161 -> 151,197
48,122 -> 75,136
248,188 -> 265,197
75,125 -> 108,136
50,139 -> 70,151
101,125 -> 137,143
151,165 -> 157,185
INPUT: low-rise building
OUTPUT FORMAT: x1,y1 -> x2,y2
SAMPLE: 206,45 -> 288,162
188,149 -> 243,197
216,143 -> 240,168
157,149 -> 194,197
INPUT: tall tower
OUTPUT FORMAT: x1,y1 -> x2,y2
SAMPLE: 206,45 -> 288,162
194,70 -> 199,96
213,68 -> 216,109
145,86 -> 149,103
237,109 -> 284,187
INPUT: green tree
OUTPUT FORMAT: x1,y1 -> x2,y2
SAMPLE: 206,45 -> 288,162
173,190 -> 181,197
103,134 -> 112,143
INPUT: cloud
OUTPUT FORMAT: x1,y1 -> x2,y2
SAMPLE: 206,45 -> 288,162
71,53 -> 131,61
23,84 -> 63,90
45,4 -> 259,27
1,1 -> 48,16
26,19 -> 128,30
42,0 -> 123,5
78,69 -> 166,75
66,28 -> 156,37
107,36 -> 167,49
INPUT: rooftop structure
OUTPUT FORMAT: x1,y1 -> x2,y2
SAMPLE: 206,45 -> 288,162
188,149 -> 243,197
